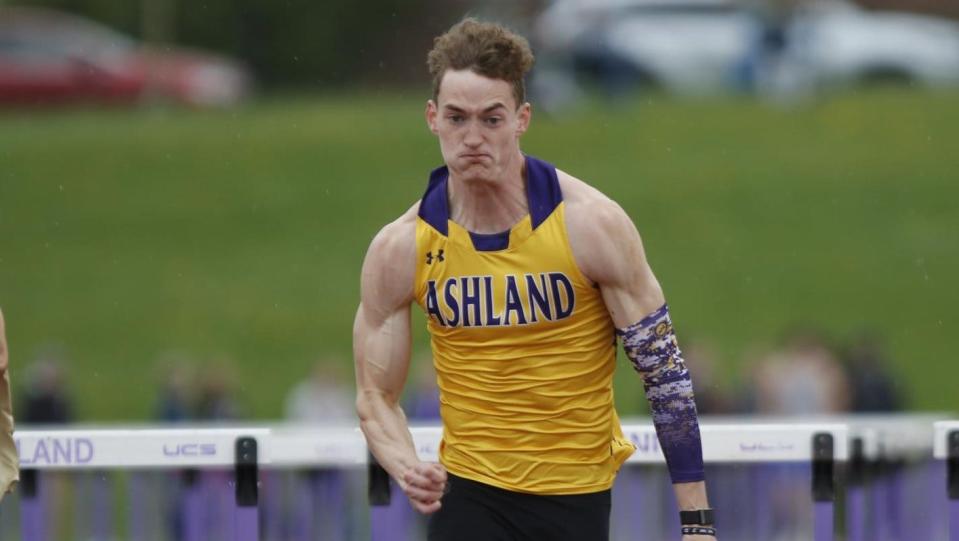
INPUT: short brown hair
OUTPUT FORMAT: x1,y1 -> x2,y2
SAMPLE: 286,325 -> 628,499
427,18 -> 535,108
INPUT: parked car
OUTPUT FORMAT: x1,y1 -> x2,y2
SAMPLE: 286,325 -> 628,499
531,0 -> 959,101
0,6 -> 252,107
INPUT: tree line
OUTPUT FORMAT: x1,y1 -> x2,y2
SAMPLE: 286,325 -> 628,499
18,0 -> 480,87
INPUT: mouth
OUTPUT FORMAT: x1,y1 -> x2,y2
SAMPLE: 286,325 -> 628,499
460,153 -> 490,160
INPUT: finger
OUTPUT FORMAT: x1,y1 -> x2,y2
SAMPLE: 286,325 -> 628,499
405,467 -> 445,491
425,464 -> 447,483
410,497 -> 441,515
403,470 -> 432,490
403,483 -> 444,503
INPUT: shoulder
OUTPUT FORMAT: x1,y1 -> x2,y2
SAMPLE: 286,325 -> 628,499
367,202 -> 418,262
361,202 -> 419,307
559,169 -> 638,248
558,169 -> 645,283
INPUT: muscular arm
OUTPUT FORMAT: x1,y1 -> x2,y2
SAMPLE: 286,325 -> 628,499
353,211 -> 447,514
564,178 -> 711,531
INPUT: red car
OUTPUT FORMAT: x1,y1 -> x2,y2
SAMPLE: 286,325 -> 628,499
0,6 -> 252,107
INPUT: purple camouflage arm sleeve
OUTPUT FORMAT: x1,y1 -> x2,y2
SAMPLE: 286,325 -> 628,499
617,304 -> 705,483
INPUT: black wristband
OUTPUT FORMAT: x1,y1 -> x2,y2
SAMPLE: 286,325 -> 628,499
682,526 -> 717,537
680,509 -> 715,526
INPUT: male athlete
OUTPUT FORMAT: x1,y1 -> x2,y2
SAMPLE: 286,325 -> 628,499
354,19 -> 716,540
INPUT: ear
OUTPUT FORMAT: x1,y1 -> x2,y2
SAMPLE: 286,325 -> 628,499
425,100 -> 439,135
515,102 -> 532,136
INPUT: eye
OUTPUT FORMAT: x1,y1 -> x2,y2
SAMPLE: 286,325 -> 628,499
485,117 -> 502,126
448,115 -> 465,124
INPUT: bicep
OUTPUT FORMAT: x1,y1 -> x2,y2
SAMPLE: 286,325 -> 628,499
353,299 -> 412,403
352,222 -> 416,404
574,202 -> 665,328
600,266 -> 664,329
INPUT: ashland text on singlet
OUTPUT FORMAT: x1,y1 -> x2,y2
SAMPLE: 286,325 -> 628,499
413,155 -> 636,495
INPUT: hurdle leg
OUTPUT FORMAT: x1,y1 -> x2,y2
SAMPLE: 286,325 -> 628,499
290,469 -> 314,541
259,471 -> 284,541
812,433 -> 836,541
369,453 -> 414,541
952,500 -> 959,541
846,437 -> 866,541
316,469 -> 348,540
912,458 -> 937,541
752,463 -> 774,540
948,431 -> 959,541
847,486 -> 866,541
234,436 -> 259,541
91,471 -> 113,540
20,469 -> 45,541
182,469 -> 205,541
127,472 -> 150,541
886,460 -> 904,541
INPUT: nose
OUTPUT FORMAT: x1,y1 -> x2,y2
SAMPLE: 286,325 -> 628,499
463,120 -> 483,147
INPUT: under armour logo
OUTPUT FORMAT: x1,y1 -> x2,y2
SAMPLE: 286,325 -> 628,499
426,250 -> 445,265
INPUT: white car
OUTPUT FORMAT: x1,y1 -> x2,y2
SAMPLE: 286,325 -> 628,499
531,0 -> 959,101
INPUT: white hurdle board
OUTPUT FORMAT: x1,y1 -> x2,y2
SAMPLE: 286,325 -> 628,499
14,421 -> 849,470
935,420 -> 959,460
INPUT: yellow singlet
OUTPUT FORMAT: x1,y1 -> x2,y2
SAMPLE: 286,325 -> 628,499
413,155 -> 635,494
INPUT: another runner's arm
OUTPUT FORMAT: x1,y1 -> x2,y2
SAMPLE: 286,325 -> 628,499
569,197 -> 711,515
0,309 -> 7,373
353,216 -> 447,514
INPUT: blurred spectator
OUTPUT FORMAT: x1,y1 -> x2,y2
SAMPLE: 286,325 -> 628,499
18,345 -> 75,539
279,358 -> 355,541
842,331 -> 905,412
740,0 -> 793,92
751,329 -> 851,415
744,328 -> 851,539
19,346 -> 73,424
152,352 -> 198,541
284,359 -> 354,423
153,351 -> 196,423
681,340 -> 735,415
194,356 -> 243,421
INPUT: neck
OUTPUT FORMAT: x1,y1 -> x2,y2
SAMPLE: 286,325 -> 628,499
448,151 -> 527,234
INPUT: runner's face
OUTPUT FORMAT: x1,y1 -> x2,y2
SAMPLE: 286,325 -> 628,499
426,69 -> 530,183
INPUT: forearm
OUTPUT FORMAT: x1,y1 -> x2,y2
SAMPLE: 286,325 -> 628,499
620,304 -> 705,483
673,480 -> 709,511
357,390 -> 420,482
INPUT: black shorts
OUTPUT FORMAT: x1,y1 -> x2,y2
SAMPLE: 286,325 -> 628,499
427,473 -> 611,541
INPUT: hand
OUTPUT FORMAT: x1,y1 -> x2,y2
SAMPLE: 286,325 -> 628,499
401,461 -> 447,514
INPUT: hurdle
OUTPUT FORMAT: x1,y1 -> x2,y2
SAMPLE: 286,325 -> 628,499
368,421 -> 849,541
7,421 -> 853,540
845,414 -> 946,541
14,426 -> 271,541
935,420 -> 959,541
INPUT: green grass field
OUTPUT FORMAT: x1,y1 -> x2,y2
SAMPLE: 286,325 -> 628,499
0,89 -> 956,419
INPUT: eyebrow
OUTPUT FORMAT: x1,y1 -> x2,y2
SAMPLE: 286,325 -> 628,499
443,102 -> 508,114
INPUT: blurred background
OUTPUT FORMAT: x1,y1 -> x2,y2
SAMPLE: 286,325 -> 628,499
1,0 -> 957,539
0,0 -> 957,424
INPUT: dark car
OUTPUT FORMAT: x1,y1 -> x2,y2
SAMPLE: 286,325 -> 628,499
0,6 -> 252,107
